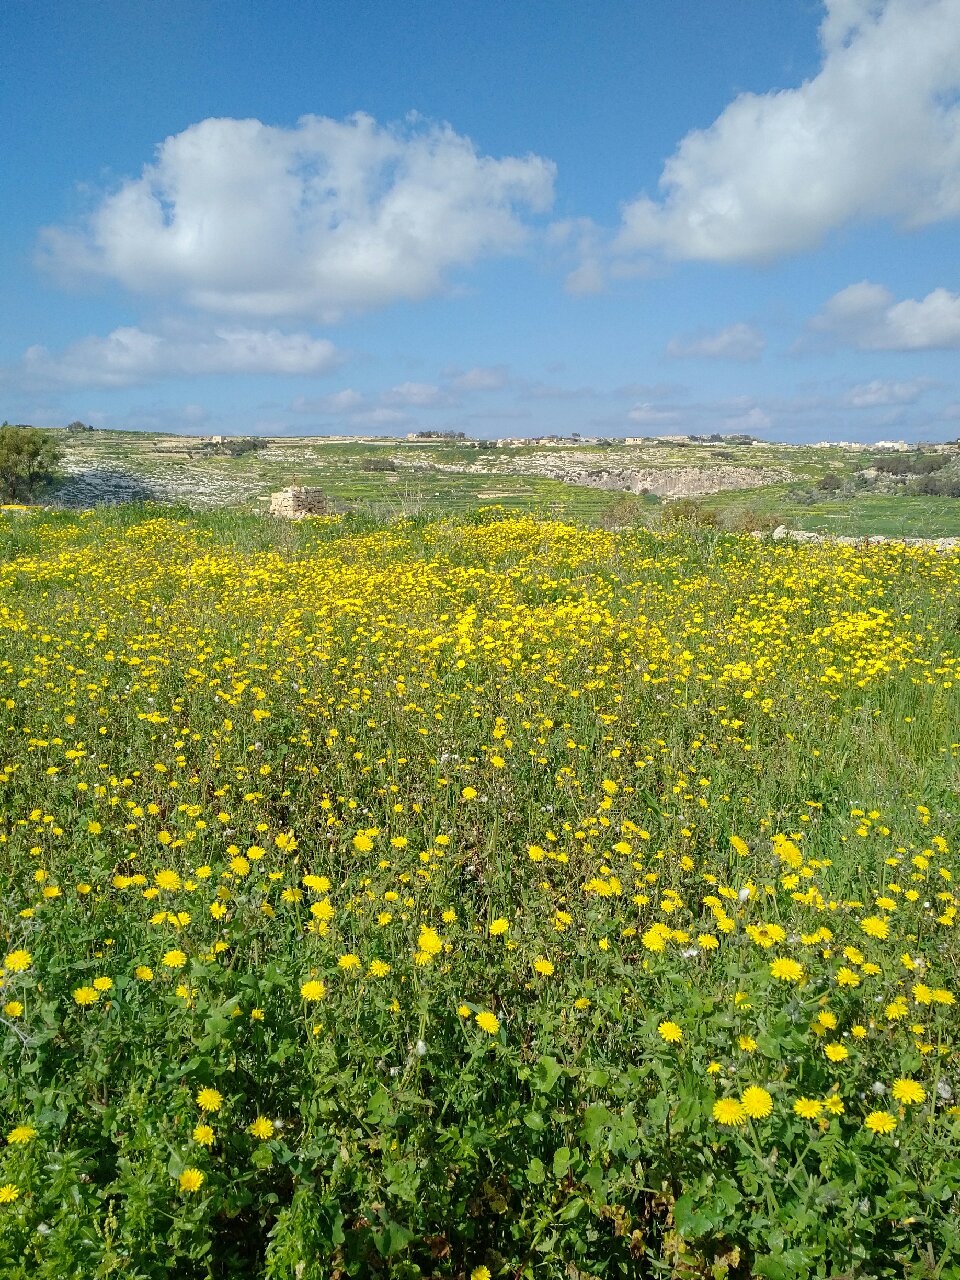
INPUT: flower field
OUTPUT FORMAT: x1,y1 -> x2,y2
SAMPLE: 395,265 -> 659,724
1,504 -> 960,1279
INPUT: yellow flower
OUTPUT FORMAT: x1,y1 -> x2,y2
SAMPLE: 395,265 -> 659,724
657,1020 -> 683,1044
192,1124 -> 215,1146
864,1110 -> 897,1134
471,1268 -> 491,1280
823,1043 -> 848,1062
72,986 -> 99,1006
533,957 -> 554,976
461,787 -> 477,800
178,1168 -> 205,1192
859,916 -> 889,940
737,1035 -> 757,1052
769,958 -> 804,982
3,1001 -> 23,1018
712,1098 -> 747,1126
835,967 -> 861,987
0,1183 -> 19,1204
134,966 -> 154,981
196,1088 -> 223,1113
822,1095 -> 845,1115
6,1125 -> 37,1145
368,960 -> 391,978
489,918 -> 509,935
248,1117 -> 274,1140
338,953 -> 361,971
2,950 -> 32,973
891,1078 -> 926,1105
793,1098 -> 823,1120
300,980 -> 326,1001
475,1010 -> 500,1035
161,950 -> 187,969
740,1087 -> 773,1119
92,977 -> 113,992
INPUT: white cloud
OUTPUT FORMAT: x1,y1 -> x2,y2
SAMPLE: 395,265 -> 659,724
381,381 -> 455,408
627,403 -> 682,425
448,365 -> 510,391
13,325 -> 342,388
615,0 -> 960,263
39,113 -> 555,321
723,406 -> 773,432
291,388 -> 366,413
347,407 -> 410,428
808,281 -> 960,349
666,322 -> 765,361
841,377 -> 934,407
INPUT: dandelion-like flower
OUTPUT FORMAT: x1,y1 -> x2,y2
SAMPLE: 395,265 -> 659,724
196,1088 -> 223,1113
6,1125 -> 37,1145
769,958 -> 804,983
3,950 -> 32,973
0,1184 -> 19,1204
475,1010 -> 499,1035
740,1087 -> 773,1120
793,1098 -> 823,1120
891,1078 -> 926,1105
864,1110 -> 897,1134
657,1020 -> 683,1044
178,1168 -> 205,1192
300,980 -> 326,1001
712,1098 -> 747,1126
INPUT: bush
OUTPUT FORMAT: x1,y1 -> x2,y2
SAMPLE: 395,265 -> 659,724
817,472 -> 843,491
0,425 -> 62,502
874,453 -> 948,476
912,473 -> 960,498
659,498 -> 719,527
724,508 -> 780,533
360,457 -> 398,472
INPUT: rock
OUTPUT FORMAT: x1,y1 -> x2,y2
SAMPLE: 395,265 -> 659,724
772,525 -> 788,539
269,486 -> 330,518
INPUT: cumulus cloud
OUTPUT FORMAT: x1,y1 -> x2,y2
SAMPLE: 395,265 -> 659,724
381,381 -> 455,408
841,377 -> 934,407
347,407 -> 411,428
38,113 -> 555,321
666,322 -> 766,361
723,406 -> 773,433
807,281 -> 960,349
291,388 -> 366,414
12,325 -> 342,388
615,0 -> 960,263
627,403 -> 682,426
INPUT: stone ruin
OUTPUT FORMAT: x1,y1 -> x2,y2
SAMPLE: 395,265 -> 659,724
268,486 -> 330,519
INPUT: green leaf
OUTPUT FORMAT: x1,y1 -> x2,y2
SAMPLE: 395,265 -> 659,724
527,1157 -> 546,1185
532,1054 -> 564,1093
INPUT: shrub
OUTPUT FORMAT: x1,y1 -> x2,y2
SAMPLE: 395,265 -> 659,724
659,498 -> 719,527
817,472 -> 843,491
0,425 -> 62,502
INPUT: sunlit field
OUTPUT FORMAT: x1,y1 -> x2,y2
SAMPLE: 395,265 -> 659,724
1,504 -> 959,1280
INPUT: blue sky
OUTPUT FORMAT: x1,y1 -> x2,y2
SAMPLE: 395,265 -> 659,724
2,0 -> 960,442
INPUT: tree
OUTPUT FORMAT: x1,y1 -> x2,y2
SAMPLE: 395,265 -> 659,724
0,425 -> 62,502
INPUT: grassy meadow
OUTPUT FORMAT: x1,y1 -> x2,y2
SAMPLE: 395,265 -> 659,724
1,502 -> 960,1279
